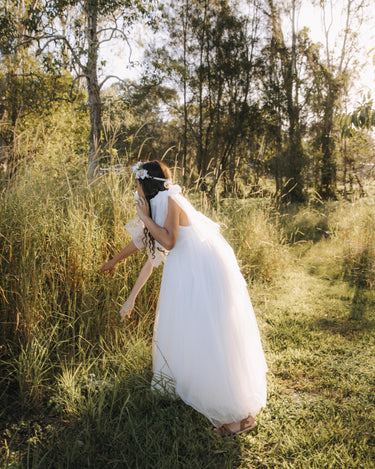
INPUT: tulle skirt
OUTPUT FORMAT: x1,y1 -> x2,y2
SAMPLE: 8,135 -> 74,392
151,225 -> 268,427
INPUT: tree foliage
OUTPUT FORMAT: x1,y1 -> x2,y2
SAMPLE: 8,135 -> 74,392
1,0 -> 373,197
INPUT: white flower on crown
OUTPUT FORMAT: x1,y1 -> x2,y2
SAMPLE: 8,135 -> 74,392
132,161 -> 150,179
132,161 -> 172,186
132,162 -> 143,172
137,169 -> 149,179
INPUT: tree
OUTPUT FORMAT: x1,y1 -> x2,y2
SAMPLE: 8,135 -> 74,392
145,0 -> 264,193
339,97 -> 375,196
261,0 -> 312,202
19,0 -> 156,178
311,0 -> 367,199
0,0 -> 75,177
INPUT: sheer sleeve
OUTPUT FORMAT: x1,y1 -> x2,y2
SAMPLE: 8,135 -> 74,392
148,243 -> 168,268
125,216 -> 167,267
124,217 -> 145,250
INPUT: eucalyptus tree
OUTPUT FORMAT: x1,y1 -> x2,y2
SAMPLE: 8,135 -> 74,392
144,0 -> 264,192
17,0 -> 156,178
207,0 -> 264,191
0,0 -> 73,176
309,0 -> 367,199
260,0 -> 315,202
188,0 -> 264,189
339,97 -> 375,196
0,2 -> 26,165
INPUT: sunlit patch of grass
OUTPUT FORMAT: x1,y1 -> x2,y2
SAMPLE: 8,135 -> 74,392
249,266 -> 375,468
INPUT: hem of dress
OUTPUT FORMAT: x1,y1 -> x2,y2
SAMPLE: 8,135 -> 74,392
150,373 -> 266,427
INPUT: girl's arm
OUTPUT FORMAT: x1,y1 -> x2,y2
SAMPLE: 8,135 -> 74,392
119,259 -> 153,321
100,240 -> 139,274
136,197 -> 181,250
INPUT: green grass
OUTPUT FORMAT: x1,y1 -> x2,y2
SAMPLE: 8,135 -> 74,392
0,166 -> 374,468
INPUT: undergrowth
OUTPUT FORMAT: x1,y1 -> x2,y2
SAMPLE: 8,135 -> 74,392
0,165 -> 374,468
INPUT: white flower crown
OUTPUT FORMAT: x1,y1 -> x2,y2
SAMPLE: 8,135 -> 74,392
132,162 -> 171,187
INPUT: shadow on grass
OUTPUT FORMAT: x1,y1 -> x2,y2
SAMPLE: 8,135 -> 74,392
12,370 -> 244,469
314,287 -> 375,337
349,287 -> 375,320
314,315 -> 375,338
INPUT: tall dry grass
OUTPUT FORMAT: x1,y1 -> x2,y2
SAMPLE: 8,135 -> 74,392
1,164 -> 289,345
217,198 -> 289,283
334,201 -> 375,290
1,159 -> 374,468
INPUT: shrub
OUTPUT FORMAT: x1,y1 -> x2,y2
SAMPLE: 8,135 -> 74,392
217,198 -> 289,284
279,203 -> 333,244
334,202 -> 375,290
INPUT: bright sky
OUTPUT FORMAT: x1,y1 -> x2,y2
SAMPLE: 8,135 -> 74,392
100,0 -> 375,106
296,2 -> 375,105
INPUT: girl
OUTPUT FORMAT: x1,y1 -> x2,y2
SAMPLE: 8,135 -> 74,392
100,160 -> 267,436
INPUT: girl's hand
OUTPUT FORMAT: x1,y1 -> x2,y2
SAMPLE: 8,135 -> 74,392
100,259 -> 116,274
119,297 -> 135,322
135,197 -> 150,222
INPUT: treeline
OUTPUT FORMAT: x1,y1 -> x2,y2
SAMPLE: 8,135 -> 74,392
0,0 -> 374,200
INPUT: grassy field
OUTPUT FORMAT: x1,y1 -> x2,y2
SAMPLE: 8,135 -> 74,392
0,166 -> 374,468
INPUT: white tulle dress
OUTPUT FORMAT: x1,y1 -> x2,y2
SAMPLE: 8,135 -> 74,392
125,185 -> 267,427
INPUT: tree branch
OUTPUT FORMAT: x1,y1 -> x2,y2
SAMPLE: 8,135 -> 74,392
69,74 -> 87,99
99,75 -> 131,89
19,34 -> 87,72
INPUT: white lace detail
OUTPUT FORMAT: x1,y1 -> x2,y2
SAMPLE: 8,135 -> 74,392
124,216 -> 167,267
124,217 -> 145,250
149,244 -> 168,267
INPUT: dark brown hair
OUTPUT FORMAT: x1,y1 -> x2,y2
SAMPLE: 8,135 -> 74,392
137,160 -> 172,257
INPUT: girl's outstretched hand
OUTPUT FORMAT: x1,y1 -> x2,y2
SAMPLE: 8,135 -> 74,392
100,259 -> 116,274
120,297 -> 135,322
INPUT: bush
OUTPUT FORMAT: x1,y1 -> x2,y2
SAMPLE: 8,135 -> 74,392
217,198 -> 289,283
334,202 -> 375,290
279,203 -> 333,244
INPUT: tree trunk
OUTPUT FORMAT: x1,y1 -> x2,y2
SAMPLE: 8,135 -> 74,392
282,0 -> 304,202
316,0 -> 358,199
268,0 -> 305,202
85,0 -> 102,180
268,25 -> 283,195
342,137 -> 348,199
182,0 -> 188,184
319,81 -> 338,199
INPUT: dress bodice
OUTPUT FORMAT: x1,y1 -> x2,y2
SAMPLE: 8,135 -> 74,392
125,184 -> 220,267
